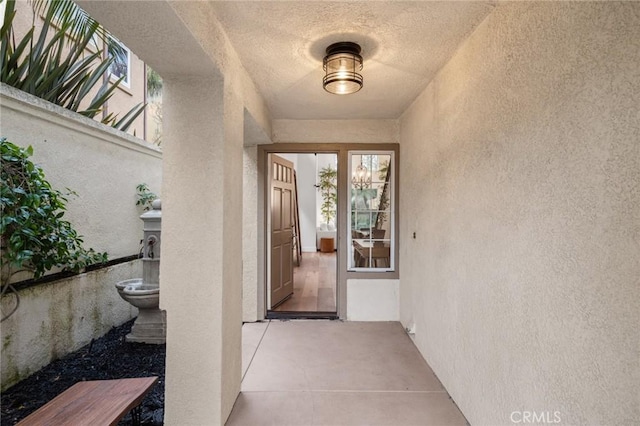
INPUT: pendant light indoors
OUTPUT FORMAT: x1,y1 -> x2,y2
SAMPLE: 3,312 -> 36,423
323,42 -> 363,95
352,163 -> 371,189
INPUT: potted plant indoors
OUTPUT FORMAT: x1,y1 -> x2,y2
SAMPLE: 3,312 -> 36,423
317,165 -> 337,230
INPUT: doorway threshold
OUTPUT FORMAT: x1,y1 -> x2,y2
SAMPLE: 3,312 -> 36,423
266,311 -> 339,320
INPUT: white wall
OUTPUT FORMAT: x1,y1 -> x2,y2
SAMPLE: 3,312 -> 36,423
278,153 -> 297,167
1,261 -> 140,391
1,84 -> 163,261
399,3 -> 639,425
347,279 -> 399,321
278,153 -> 320,252
296,155 -> 319,252
316,154 -> 338,228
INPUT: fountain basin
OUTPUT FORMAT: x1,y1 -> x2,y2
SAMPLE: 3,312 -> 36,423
114,199 -> 165,344
115,278 -> 159,310
115,278 -> 165,344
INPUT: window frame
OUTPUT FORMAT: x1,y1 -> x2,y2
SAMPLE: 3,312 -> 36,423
108,38 -> 131,88
347,150 -> 395,272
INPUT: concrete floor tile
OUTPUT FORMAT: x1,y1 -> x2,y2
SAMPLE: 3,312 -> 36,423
242,321 -> 270,378
234,321 -> 467,425
241,321 -> 445,392
226,391 -> 315,426
226,391 -> 468,426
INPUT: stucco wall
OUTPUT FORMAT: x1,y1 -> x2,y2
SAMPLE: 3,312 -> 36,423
273,119 -> 398,143
1,260 -> 140,391
399,3 -> 639,425
243,146 -> 260,322
160,74 -> 244,425
1,84 -> 162,261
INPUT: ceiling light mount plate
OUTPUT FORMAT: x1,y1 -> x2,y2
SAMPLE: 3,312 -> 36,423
323,41 -> 363,95
325,41 -> 362,57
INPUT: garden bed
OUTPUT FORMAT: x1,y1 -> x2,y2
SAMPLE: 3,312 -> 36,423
1,319 -> 165,425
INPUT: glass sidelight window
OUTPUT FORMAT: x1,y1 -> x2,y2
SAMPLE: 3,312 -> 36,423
348,151 -> 394,271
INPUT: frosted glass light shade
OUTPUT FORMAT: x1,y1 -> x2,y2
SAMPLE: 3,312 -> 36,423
323,42 -> 363,95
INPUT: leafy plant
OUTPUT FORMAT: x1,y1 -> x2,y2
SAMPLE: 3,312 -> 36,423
150,102 -> 163,146
135,183 -> 157,211
317,166 -> 337,226
1,139 -> 107,321
374,161 -> 391,229
146,66 -> 163,99
146,66 -> 164,145
0,0 -> 145,131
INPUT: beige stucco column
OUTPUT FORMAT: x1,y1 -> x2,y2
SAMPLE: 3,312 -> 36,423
72,1 -> 270,423
160,74 -> 243,425
242,145 -> 260,322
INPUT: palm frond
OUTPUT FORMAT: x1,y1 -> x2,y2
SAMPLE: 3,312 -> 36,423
29,0 -> 124,57
111,102 -> 146,132
1,0 -> 143,133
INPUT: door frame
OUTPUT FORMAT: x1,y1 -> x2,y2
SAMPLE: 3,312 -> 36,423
263,148 -> 340,318
268,154 -> 296,309
258,143 -> 400,320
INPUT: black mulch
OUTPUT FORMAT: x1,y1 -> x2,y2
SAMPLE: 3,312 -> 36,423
1,319 -> 165,425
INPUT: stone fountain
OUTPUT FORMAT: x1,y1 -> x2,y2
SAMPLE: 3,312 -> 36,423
115,199 -> 166,344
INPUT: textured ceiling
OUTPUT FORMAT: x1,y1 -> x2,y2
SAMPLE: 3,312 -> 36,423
210,1 -> 495,120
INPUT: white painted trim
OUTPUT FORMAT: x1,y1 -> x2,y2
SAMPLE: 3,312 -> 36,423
108,40 -> 131,89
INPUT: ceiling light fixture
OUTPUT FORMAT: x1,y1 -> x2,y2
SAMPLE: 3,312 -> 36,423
323,42 -> 363,95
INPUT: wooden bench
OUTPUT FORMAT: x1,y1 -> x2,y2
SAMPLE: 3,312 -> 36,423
17,377 -> 158,426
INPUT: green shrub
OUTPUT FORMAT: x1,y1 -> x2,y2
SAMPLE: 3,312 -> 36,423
136,183 -> 158,211
0,138 -> 107,321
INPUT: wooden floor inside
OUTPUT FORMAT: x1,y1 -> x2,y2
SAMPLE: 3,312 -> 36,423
273,251 -> 336,312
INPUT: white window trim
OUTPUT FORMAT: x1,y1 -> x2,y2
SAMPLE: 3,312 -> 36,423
347,150 -> 395,272
108,40 -> 131,89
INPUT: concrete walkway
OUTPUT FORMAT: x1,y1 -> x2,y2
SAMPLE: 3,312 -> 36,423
227,321 -> 468,426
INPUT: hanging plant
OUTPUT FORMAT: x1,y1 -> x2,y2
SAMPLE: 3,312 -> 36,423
1,139 -> 107,321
